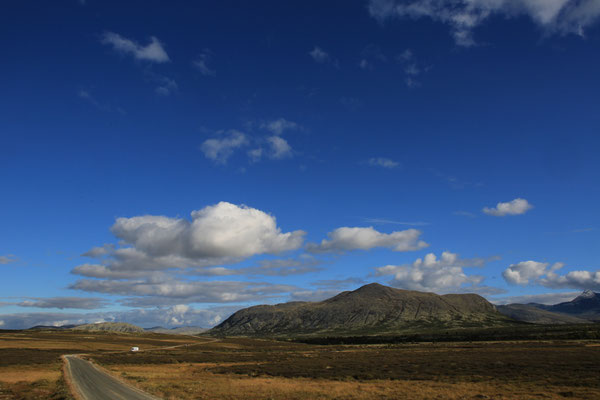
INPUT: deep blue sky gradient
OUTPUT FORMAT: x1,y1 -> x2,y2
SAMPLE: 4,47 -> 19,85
1,0 -> 599,327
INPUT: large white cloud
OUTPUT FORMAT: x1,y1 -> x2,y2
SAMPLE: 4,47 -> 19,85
483,198 -> 533,216
374,251 -> 500,293
101,32 -> 170,62
113,202 -> 304,259
368,0 -> 600,46
307,227 -> 428,253
503,260 -> 600,290
73,202 -> 305,278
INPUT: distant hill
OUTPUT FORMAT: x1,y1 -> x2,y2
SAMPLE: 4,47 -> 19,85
145,326 -> 208,335
28,324 -> 77,330
498,290 -> 600,324
209,283 -> 514,337
71,322 -> 145,333
496,304 -> 589,324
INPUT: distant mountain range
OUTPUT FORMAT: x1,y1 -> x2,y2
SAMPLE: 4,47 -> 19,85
27,322 -> 207,335
72,322 -> 145,333
497,290 -> 600,324
23,287 -> 600,336
209,283 -> 515,337
144,326 -> 208,335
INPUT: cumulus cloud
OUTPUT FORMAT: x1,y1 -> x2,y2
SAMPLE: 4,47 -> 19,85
0,255 -> 17,264
101,32 -> 169,63
193,50 -> 216,76
374,251 -> 501,293
201,130 -> 248,164
307,227 -> 428,253
368,0 -> 600,46
71,202 -> 305,280
483,198 -> 533,216
503,260 -> 600,291
16,297 -> 109,310
502,260 -> 555,284
367,157 -> 400,169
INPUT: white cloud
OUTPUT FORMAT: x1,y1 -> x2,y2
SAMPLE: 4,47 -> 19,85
307,227 -> 428,253
260,118 -> 299,135
542,268 -> 600,291
101,32 -> 169,63
483,198 -> 533,216
502,260 -> 600,291
16,297 -> 109,310
71,278 -> 297,304
112,202 -> 304,260
82,244 -> 115,258
0,320 -> 4,327
374,251 -> 499,293
72,202 -> 305,279
267,136 -> 293,159
193,50 -> 216,76
201,130 -> 248,164
367,0 -> 600,46
367,157 -> 400,169
0,255 -> 16,264
502,261 -> 554,284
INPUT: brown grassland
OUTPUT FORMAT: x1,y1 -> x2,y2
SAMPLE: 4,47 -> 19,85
1,329 -> 600,399
90,337 -> 600,400
0,330 -> 203,399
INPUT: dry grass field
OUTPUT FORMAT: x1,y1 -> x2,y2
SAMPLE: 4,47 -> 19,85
90,337 -> 600,400
0,330 -> 204,399
2,329 -> 600,399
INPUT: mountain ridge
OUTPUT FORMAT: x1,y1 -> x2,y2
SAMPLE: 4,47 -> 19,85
209,283 -> 514,337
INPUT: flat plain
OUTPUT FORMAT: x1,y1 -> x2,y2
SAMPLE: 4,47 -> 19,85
2,329 -> 600,399
0,330 -> 203,399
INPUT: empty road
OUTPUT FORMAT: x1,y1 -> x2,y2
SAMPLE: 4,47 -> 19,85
64,355 -> 160,400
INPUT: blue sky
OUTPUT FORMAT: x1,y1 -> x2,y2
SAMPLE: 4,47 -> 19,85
1,0 -> 600,329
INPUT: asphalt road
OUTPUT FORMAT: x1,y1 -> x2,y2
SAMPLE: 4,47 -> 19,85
65,355 -> 160,400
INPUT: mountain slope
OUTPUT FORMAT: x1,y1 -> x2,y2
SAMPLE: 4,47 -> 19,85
542,290 -> 600,320
499,291 -> 600,323
496,304 -> 589,324
210,283 -> 513,337
71,322 -> 145,333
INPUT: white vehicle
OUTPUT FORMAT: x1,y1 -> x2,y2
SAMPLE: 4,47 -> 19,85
130,347 -> 139,352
